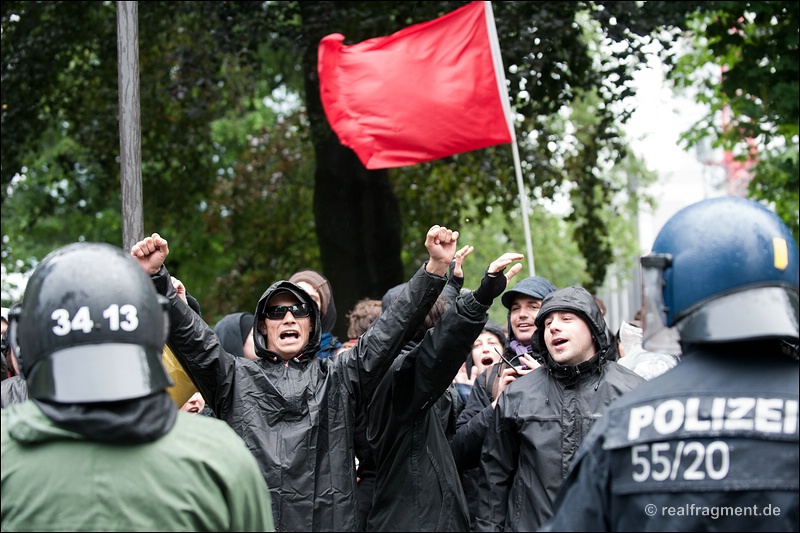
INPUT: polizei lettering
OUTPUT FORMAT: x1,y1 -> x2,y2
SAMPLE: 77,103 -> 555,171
628,397 -> 799,440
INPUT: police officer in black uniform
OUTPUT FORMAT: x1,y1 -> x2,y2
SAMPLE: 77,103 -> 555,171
541,196 -> 799,531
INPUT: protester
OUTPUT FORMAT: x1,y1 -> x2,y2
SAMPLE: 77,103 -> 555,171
452,320 -> 507,406
337,298 -> 383,355
288,268 -> 343,359
1,242 -> 274,531
366,250 -> 525,531
475,285 -> 645,531
1,303 -> 27,408
354,245 -> 470,530
450,275 -> 556,529
214,311 -> 257,360
541,196 -> 800,531
1,307 -> 9,380
448,320 -> 507,528
616,318 -> 680,380
131,225 -> 459,532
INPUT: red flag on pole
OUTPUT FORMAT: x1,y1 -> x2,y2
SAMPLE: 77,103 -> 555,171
318,1 -> 514,170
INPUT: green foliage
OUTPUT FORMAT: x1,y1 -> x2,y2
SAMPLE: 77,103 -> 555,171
4,0 -> 791,324
668,1 -> 799,242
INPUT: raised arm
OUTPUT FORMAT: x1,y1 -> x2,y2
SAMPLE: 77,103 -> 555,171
424,224 -> 459,276
130,232 -> 169,275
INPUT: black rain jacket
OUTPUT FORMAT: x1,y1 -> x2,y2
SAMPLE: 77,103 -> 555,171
475,286 -> 645,531
366,291 -> 489,532
151,263 -> 447,532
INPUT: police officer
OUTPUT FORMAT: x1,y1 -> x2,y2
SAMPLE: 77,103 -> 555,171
1,242 -> 274,532
541,196 -> 799,531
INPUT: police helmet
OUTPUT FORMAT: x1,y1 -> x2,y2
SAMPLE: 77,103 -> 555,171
640,196 -> 799,347
8,242 -> 173,402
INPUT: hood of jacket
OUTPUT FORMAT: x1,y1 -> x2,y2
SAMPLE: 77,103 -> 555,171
253,280 -> 321,363
5,392 -> 177,445
213,312 -> 253,358
533,286 -> 611,381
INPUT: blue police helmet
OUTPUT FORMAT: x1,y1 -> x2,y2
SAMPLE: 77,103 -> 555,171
641,196 -> 798,345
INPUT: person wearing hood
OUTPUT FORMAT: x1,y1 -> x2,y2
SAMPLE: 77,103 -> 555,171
475,285 -> 645,532
213,311 -> 257,360
130,225 -> 459,533
289,268 -> 342,359
453,320 -> 507,405
352,247 -> 470,531
1,242 -> 273,532
449,319 -> 507,529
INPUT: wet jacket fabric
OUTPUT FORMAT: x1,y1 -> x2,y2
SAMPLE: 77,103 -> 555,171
0,375 -> 28,408
541,343 -> 799,532
366,291 -> 489,532
475,286 -> 645,532
1,398 -> 274,531
151,263 -> 447,532
451,364 -> 506,530
354,274 -> 464,530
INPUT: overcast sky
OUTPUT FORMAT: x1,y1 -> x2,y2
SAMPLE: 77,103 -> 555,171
624,57 -> 724,254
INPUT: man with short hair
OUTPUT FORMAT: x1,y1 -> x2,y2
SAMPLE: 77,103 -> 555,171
475,285 -> 645,531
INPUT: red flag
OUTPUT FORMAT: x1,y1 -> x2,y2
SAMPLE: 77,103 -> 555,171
318,1 -> 513,170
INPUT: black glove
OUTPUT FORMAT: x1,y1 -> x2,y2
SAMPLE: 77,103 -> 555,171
473,269 -> 507,306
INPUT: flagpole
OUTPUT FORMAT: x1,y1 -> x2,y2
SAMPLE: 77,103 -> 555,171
484,1 -> 535,276
510,133 -> 535,277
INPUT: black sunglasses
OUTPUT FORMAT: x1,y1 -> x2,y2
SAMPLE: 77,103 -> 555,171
263,303 -> 311,320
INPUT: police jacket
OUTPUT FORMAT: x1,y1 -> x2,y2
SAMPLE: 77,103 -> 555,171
541,342 -> 799,532
475,287 -> 645,532
2,398 -> 274,531
151,263 -> 447,532
365,291 -> 490,532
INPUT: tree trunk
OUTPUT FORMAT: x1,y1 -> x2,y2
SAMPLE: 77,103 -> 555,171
300,2 -> 404,339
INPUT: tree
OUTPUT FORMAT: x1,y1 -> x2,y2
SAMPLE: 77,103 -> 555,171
665,1 -> 799,242
2,2 -> 701,334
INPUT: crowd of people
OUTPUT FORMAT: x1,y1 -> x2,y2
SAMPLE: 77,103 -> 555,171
2,197 -> 798,532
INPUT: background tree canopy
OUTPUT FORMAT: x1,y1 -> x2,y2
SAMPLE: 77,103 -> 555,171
2,1 -> 797,335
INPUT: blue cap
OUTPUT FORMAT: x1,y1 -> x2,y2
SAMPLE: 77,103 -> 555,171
501,276 -> 557,309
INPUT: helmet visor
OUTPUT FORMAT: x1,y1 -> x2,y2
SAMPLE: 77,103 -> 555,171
640,253 -> 681,354
26,343 -> 173,403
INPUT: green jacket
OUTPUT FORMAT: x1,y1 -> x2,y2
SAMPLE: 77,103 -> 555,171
1,401 -> 274,532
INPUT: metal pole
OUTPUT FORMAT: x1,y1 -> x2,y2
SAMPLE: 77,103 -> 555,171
116,1 -> 143,252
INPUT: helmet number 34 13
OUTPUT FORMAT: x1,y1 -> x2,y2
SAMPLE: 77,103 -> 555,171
51,305 -> 139,336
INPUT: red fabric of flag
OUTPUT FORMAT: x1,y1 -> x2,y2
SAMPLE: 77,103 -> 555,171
318,1 -> 512,170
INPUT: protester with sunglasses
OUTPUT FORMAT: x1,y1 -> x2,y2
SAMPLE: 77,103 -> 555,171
131,225 -> 459,533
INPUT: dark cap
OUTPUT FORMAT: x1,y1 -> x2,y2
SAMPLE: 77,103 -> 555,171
501,276 -> 557,309
266,286 -> 310,307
